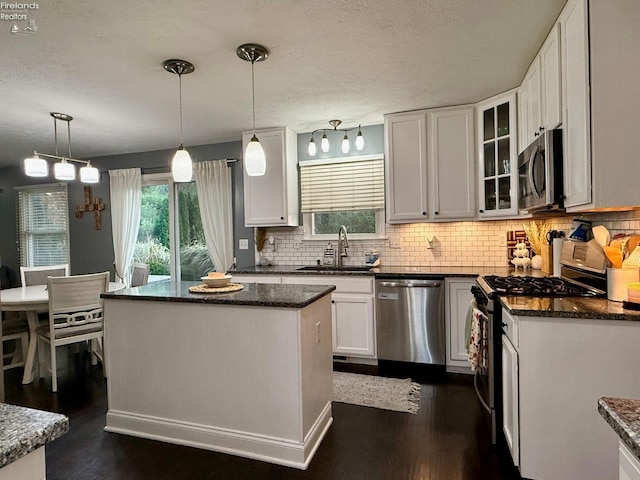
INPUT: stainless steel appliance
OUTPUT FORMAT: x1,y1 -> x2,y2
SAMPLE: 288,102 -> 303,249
474,239 -> 606,444
518,128 -> 564,212
375,279 -> 445,364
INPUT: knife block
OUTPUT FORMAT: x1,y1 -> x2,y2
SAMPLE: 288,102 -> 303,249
541,244 -> 553,274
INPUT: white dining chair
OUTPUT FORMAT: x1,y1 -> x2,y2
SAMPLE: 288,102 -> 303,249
20,264 -> 70,287
36,271 -> 109,392
130,263 -> 150,287
2,316 -> 29,371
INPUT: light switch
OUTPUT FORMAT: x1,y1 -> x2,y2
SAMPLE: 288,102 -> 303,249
239,238 -> 249,250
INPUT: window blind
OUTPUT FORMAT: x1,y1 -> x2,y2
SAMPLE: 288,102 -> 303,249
16,183 -> 70,267
300,156 -> 385,212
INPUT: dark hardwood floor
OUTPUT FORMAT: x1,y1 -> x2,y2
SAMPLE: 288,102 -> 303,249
5,349 -> 521,480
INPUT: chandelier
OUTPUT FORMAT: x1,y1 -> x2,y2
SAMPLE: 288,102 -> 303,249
307,120 -> 364,156
23,112 -> 100,183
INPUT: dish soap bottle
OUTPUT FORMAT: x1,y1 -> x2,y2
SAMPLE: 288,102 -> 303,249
323,242 -> 335,265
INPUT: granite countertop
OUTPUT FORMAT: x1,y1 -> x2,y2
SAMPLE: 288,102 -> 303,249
598,397 -> 640,460
232,264 -> 515,278
0,403 -> 68,469
232,264 -> 640,321
499,295 -> 640,321
102,280 -> 336,308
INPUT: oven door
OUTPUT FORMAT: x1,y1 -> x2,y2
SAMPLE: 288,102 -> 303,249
470,285 -> 498,444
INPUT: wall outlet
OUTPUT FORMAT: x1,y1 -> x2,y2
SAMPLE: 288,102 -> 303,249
239,238 -> 249,250
315,322 -> 321,344
293,240 -> 301,249
389,239 -> 401,249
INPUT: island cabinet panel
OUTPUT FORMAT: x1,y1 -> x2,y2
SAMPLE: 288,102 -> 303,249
444,278 -> 474,372
516,315 -> 640,480
103,295 -> 333,470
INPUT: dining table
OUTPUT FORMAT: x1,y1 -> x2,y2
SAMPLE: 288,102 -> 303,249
0,282 -> 125,384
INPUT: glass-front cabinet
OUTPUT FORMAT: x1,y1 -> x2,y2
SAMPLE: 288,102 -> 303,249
477,92 -> 518,217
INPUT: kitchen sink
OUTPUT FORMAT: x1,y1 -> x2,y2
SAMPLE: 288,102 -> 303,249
297,265 -> 373,272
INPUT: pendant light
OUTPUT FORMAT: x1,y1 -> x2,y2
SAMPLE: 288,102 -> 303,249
237,43 -> 269,177
163,59 -> 195,182
23,112 -> 100,183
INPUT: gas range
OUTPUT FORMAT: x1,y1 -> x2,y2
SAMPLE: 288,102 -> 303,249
478,275 -> 602,297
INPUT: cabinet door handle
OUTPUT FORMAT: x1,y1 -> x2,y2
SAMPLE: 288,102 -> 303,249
280,216 -> 284,220
434,211 -> 439,215
331,300 -> 335,304
422,211 -> 427,216
479,209 -> 484,213
502,322 -> 508,328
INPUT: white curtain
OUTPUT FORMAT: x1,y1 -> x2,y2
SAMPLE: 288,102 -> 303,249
194,160 -> 233,272
109,168 -> 141,286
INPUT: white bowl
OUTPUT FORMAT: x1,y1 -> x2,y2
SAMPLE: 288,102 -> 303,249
200,275 -> 232,288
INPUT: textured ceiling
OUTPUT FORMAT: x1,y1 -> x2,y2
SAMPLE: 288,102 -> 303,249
0,0 -> 566,168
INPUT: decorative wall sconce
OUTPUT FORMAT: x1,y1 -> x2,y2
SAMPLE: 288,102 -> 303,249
24,112 -> 100,183
307,120 -> 364,156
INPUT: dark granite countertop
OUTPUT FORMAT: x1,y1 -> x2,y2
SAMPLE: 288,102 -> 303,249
598,397 -> 640,460
232,264 -> 514,278
232,264 -> 640,321
0,403 -> 68,469
499,295 -> 640,321
102,280 -> 336,308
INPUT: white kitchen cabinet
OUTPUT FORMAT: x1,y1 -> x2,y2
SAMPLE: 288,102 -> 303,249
501,308 -> 519,467
476,92 -> 518,217
512,312 -> 640,480
427,106 -> 476,220
331,294 -> 375,357
444,278 -> 475,372
523,57 -> 542,148
540,22 -> 562,131
560,0 -> 640,211
242,127 -> 299,227
384,111 -> 428,223
384,106 -> 475,223
620,442 -> 640,480
560,0 -> 591,209
281,275 -> 376,358
518,22 -> 562,155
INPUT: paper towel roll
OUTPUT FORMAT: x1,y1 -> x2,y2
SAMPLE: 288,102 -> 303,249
552,238 -> 564,277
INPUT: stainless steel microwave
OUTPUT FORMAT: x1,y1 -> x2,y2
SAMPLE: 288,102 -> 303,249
518,129 -> 564,212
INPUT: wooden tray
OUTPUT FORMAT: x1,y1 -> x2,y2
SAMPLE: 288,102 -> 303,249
189,283 -> 244,294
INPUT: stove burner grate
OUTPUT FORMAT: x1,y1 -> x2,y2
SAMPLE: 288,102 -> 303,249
482,275 -> 599,297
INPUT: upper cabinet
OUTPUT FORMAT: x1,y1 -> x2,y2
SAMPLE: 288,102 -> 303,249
560,0 -> 640,211
477,92 -> 518,217
242,127 -> 299,227
384,106 -> 475,224
518,23 -> 562,153
384,111 -> 428,223
427,106 -> 476,220
560,0 -> 591,208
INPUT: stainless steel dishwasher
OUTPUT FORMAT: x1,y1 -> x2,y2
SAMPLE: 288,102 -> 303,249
375,279 -> 445,365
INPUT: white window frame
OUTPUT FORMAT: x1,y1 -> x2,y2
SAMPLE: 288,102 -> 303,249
140,173 -> 179,279
16,182 -> 70,267
300,154 -> 386,241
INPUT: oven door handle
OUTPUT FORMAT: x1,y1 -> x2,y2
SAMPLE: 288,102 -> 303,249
474,370 -> 492,414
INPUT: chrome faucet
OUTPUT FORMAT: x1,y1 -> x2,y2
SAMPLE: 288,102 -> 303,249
337,225 -> 349,266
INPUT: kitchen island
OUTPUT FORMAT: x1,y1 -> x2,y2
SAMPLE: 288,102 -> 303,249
101,280 -> 335,469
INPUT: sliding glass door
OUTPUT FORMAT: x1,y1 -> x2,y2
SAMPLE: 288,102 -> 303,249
135,173 -> 212,282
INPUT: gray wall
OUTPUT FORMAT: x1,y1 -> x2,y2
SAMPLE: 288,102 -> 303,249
0,140 -> 254,283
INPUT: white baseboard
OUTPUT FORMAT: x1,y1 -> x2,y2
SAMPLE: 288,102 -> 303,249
105,402 -> 333,470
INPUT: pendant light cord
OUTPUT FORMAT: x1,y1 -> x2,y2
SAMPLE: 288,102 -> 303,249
178,71 -> 184,146
67,119 -> 72,158
53,115 -> 58,156
251,59 -> 256,135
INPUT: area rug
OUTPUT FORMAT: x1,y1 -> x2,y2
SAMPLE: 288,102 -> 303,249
332,372 -> 421,414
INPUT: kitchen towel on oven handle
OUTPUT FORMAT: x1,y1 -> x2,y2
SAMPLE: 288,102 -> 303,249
468,307 -> 488,372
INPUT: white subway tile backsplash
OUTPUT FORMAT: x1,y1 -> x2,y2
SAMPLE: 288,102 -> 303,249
251,211 -> 640,268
